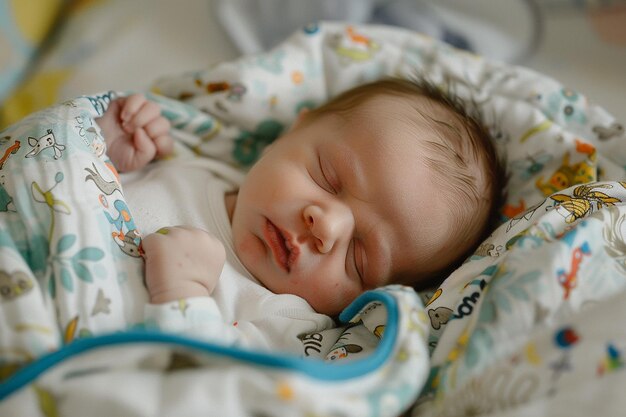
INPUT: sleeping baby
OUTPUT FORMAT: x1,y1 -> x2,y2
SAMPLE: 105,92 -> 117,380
93,77 -> 506,351
0,76 -> 504,360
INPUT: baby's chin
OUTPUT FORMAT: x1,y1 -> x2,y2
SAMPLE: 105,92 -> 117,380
305,295 -> 351,317
233,245 -> 352,316
258,276 -> 345,316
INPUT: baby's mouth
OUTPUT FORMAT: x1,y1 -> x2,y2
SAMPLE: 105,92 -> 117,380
264,219 -> 299,273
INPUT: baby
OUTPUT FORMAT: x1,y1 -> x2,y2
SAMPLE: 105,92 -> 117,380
97,78 -> 505,318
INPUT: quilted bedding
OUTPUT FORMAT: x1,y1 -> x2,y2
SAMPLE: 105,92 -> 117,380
1,21 -> 626,417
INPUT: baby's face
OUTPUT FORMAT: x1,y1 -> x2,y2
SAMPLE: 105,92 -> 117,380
230,98 -> 456,315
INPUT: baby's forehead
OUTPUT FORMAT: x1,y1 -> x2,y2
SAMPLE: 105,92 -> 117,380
349,96 -> 462,149
354,93 -> 457,122
343,101 -> 446,151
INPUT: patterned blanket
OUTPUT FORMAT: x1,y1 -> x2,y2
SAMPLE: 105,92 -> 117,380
1,21 -> 626,417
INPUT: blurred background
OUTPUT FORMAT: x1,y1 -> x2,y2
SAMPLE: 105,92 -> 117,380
1,0 -> 625,128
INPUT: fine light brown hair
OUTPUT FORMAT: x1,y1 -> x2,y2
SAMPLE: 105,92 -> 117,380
305,77 -> 508,288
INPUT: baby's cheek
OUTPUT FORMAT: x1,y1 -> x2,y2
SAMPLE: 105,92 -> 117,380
234,235 -> 265,273
235,235 -> 256,256
309,279 -> 361,315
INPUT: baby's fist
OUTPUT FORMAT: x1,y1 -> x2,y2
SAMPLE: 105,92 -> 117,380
97,94 -> 173,172
142,226 -> 226,303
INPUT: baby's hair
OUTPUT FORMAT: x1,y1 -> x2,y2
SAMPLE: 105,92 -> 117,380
307,76 -> 508,286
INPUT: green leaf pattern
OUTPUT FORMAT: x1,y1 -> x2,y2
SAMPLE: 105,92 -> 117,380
51,233 -> 105,292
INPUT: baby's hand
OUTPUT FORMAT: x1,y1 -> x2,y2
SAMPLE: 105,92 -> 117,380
96,94 -> 173,172
142,226 -> 226,304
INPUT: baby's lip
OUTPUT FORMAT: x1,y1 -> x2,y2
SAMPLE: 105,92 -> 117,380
263,219 -> 299,272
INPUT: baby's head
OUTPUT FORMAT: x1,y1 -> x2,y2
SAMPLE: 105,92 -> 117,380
229,78 -> 505,315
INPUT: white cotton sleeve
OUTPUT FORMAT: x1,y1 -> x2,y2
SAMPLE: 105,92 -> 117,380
230,297 -> 335,353
143,295 -> 334,354
143,297 -> 240,346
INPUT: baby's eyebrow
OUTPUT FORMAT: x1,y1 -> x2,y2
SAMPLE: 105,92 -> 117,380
328,144 -> 368,202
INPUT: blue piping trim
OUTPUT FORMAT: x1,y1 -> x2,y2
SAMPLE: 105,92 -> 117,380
0,290 -> 399,400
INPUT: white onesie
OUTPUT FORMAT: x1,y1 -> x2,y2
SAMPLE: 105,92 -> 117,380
120,157 -> 334,353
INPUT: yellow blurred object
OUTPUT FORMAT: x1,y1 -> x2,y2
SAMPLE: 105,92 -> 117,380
9,0 -> 64,44
0,35 -> 14,73
525,342 -> 542,366
0,69 -> 72,129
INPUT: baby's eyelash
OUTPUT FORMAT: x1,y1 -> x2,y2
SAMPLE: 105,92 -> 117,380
353,239 -> 364,283
318,155 -> 337,194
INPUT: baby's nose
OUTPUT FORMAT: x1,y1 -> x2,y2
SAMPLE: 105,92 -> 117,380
302,203 -> 353,254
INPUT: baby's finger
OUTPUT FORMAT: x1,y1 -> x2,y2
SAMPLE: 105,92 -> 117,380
143,116 -> 173,157
128,101 -> 161,130
132,128 -> 157,165
121,94 -> 146,122
140,232 -> 168,258
153,134 -> 174,158
144,116 -> 170,139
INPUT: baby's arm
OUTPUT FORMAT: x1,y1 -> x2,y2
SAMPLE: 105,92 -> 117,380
142,227 -> 333,351
142,226 -> 226,304
96,94 -> 173,172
